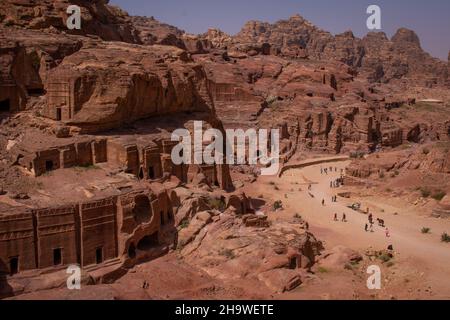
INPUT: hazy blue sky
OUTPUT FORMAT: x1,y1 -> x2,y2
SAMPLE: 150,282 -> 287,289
111,0 -> 450,60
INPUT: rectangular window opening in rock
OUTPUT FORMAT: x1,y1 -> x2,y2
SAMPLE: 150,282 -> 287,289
95,247 -> 104,264
53,248 -> 62,266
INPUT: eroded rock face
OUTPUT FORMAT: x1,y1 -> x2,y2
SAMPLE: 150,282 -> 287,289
1,0 -> 450,299
179,211 -> 323,293
43,42 -> 213,132
346,143 -> 450,179
232,15 -> 448,86
131,15 -> 184,46
0,0 -> 140,43
0,27 -> 82,112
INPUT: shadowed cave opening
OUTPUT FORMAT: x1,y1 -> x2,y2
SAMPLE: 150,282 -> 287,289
9,257 -> 18,275
137,233 -> 159,251
96,247 -> 103,264
128,243 -> 136,259
0,99 -> 10,112
27,88 -> 46,96
289,257 -> 297,270
45,160 -> 54,171
56,107 -> 62,121
53,248 -> 62,266
148,166 -> 155,179
133,195 -> 152,224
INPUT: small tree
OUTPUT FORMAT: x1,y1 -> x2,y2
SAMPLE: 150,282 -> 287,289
432,191 -> 446,201
273,200 -> 283,211
421,227 -> 431,234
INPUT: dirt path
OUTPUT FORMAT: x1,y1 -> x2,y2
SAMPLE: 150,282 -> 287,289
249,159 -> 450,298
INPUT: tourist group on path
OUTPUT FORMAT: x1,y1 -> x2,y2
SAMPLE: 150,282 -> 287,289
365,213 -> 390,237
318,166 -> 391,238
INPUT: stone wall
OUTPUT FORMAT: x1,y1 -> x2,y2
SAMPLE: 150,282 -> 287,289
31,148 -> 61,176
108,139 -> 232,190
79,198 -> 118,267
45,79 -> 74,121
35,205 -> 79,269
0,210 -> 36,275
143,146 -> 163,180
0,187 -> 174,275
25,139 -> 108,176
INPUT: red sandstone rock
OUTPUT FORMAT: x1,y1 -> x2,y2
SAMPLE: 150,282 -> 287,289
1,0 -> 449,300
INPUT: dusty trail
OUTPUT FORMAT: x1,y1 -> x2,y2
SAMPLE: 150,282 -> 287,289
251,159 -> 450,298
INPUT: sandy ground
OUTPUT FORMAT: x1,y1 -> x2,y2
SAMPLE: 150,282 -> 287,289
9,159 -> 450,300
247,160 -> 450,299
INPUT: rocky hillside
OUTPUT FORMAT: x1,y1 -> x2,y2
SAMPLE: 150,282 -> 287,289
0,0 -> 140,42
231,15 -> 449,85
2,2 -> 448,86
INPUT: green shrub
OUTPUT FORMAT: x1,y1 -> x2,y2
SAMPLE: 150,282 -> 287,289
208,197 -> 226,212
350,151 -> 365,159
219,249 -> 235,259
317,267 -> 328,273
421,227 -> 431,234
266,95 -> 278,106
377,252 -> 392,263
431,191 -> 446,201
179,220 -> 190,229
441,232 -> 450,243
344,263 -> 353,271
273,200 -> 283,211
